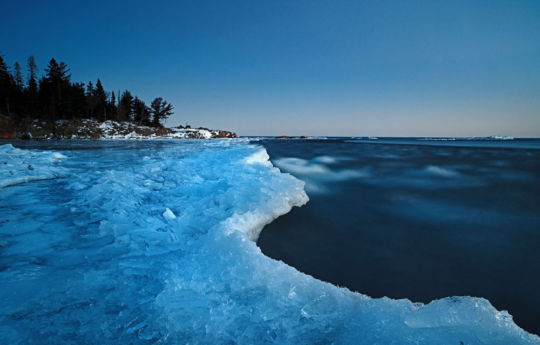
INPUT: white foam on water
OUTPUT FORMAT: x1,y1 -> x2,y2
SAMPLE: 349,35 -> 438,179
425,165 -> 459,177
274,156 -> 368,194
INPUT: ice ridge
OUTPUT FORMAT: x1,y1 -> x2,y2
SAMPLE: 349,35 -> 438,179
0,142 -> 538,344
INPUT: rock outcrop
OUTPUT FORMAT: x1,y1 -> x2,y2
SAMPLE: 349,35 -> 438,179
0,117 -> 237,140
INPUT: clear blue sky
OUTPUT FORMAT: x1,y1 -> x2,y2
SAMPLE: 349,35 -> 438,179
1,0 -> 539,136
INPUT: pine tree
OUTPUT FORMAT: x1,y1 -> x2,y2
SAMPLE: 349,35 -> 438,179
0,56 -> 13,115
27,56 -> 39,116
27,56 -> 38,90
11,62 -> 25,115
42,58 -> 72,121
133,97 -> 150,125
108,91 -> 117,121
44,58 -> 71,83
86,81 -> 96,118
13,62 -> 23,89
150,97 -> 174,127
86,81 -> 94,95
118,90 -> 133,122
1,54 -> 177,126
0,56 -> 11,82
110,91 -> 116,108
70,82 -> 87,119
94,79 -> 107,121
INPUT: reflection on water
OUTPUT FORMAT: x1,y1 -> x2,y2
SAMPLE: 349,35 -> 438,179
257,138 -> 540,335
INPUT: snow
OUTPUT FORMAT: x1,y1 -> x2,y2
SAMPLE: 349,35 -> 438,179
19,119 -> 233,140
0,141 -> 538,344
168,127 -> 219,139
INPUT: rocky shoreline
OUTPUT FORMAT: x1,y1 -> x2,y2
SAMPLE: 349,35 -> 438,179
0,115 -> 237,140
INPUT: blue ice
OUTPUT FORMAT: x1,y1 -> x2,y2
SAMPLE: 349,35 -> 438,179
0,141 -> 538,344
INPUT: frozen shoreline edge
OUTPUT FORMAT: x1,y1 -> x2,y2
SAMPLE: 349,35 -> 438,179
249,146 -> 540,340
1,142 -> 539,343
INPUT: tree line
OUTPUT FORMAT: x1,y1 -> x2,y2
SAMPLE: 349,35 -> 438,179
0,55 -> 174,127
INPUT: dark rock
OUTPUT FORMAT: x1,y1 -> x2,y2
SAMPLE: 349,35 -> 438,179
216,131 -> 237,138
4,118 -> 236,140
0,115 -> 14,139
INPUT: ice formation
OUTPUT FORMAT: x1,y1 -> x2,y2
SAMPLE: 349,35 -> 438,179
0,144 -> 67,188
0,141 -> 538,344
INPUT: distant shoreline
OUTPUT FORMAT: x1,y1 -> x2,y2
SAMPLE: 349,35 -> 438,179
0,116 -> 237,140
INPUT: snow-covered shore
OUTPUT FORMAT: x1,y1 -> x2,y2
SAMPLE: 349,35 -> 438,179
0,116 -> 237,140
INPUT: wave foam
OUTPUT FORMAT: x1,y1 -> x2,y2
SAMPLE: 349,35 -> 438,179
274,156 -> 368,194
425,165 -> 459,177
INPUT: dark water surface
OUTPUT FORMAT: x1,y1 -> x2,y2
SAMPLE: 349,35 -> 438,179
257,138 -> 540,335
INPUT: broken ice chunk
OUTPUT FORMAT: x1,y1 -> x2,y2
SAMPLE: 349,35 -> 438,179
162,207 -> 176,220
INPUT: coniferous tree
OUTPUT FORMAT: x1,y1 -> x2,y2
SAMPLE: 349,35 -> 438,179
27,56 -> 37,90
133,97 -> 151,125
1,54 -> 177,127
118,90 -> 133,122
13,62 -> 23,89
27,56 -> 39,116
107,91 -> 114,121
41,58 -> 71,121
0,56 -> 13,115
107,91 -> 117,121
86,81 -> 96,118
150,97 -> 174,127
93,79 -> 107,121
44,59 -> 70,82
37,76 -> 47,116
110,91 -> 116,108
11,62 -> 25,115
70,82 -> 87,119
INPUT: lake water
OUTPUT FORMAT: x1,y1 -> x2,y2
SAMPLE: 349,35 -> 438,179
257,137 -> 540,335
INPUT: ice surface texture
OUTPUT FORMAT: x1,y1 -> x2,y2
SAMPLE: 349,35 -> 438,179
0,144 -> 67,188
0,141 -> 538,344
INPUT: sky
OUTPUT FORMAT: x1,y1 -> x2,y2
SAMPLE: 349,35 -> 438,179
1,0 -> 539,136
